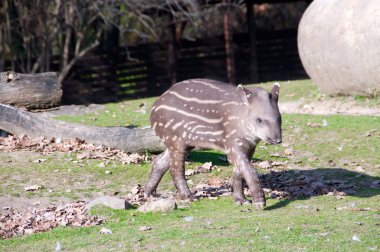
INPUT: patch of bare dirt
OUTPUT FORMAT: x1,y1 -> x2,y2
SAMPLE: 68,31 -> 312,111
279,99 -> 380,116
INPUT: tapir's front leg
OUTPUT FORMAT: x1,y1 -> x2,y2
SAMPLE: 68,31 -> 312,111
232,166 -> 249,204
231,147 -> 256,205
228,144 -> 265,208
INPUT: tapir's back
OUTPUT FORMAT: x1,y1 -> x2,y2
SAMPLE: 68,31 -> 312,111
150,79 -> 241,150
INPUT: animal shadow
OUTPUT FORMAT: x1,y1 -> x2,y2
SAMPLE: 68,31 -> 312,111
261,168 -> 379,210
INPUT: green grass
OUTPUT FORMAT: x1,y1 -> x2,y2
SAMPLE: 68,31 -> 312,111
54,97 -> 156,127
253,79 -> 320,102
1,194 -> 379,251
1,79 -> 380,251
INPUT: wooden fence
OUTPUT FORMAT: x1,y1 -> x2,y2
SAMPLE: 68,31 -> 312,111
64,29 -> 306,104
4,29 -> 308,104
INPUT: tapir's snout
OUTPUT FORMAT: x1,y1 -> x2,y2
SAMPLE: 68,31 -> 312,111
266,137 -> 282,145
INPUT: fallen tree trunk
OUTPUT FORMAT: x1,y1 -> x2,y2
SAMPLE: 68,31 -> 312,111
0,72 -> 62,110
0,103 -> 165,153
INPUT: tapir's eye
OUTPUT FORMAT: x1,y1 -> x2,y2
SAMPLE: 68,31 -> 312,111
256,118 -> 262,123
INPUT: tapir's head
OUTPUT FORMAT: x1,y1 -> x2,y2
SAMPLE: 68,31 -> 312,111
237,83 -> 282,144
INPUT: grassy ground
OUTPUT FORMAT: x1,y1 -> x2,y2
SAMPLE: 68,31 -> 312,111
1,80 -> 379,251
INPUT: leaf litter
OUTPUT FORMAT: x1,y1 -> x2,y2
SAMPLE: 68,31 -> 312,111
0,135 -> 149,165
0,201 -> 104,239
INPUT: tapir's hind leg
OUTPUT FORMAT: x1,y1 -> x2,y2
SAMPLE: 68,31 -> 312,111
169,149 -> 193,200
144,149 -> 170,197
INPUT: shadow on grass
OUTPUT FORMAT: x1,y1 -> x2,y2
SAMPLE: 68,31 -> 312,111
167,150 -> 379,210
187,150 -> 264,167
261,168 -> 380,210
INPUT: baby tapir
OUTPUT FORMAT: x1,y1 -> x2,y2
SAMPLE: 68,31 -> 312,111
145,79 -> 282,208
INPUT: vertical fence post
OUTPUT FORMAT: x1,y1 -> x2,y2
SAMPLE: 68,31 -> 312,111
145,44 -> 157,96
246,0 -> 258,83
167,13 -> 178,85
223,0 -> 235,84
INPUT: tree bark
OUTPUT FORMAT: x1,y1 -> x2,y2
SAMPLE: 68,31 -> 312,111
223,0 -> 235,84
0,103 -> 165,153
246,0 -> 258,83
0,72 -> 62,110
167,13 -> 178,85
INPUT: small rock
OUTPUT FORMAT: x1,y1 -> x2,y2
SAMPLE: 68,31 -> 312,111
24,185 -> 43,191
322,119 -> 328,127
196,162 -> 214,173
131,186 -> 140,195
270,152 -> 281,157
97,162 -> 106,168
86,196 -> 131,211
55,242 -> 62,251
105,170 -> 112,175
138,198 -> 176,213
284,148 -> 294,156
263,188 -> 272,193
99,227 -> 112,234
184,216 -> 193,222
282,143 -> 290,148
196,184 -> 210,190
33,159 -> 47,163
176,200 -> 191,209
328,160 -> 337,167
370,180 -> 380,188
307,122 -> 321,128
308,157 -> 318,162
352,234 -> 361,242
138,226 -> 152,231
295,205 -> 309,209
257,161 -> 272,169
77,152 -> 91,160
65,189 -> 72,193
185,169 -> 196,176
355,166 -> 365,172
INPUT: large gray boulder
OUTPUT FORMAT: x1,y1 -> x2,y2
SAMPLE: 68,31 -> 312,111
298,0 -> 380,95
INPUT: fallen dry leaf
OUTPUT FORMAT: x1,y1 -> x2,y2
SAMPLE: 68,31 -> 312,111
138,226 -> 152,231
307,122 -> 321,128
284,148 -> 294,156
99,227 -> 112,234
33,159 -> 46,163
24,185 -> 43,191
0,202 -> 104,239
0,135 -> 150,165
196,162 -> 215,173
185,169 -> 196,176
256,161 -> 272,169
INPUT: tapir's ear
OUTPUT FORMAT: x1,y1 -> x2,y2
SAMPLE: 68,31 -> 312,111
237,84 -> 250,106
271,82 -> 280,103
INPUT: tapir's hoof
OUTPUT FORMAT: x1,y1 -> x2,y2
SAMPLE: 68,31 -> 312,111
178,193 -> 194,202
234,198 -> 251,205
252,201 -> 266,209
